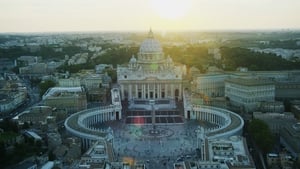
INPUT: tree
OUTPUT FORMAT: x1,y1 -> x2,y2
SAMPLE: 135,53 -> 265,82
48,151 -> 56,161
0,118 -> 19,133
220,47 -> 300,71
248,119 -> 274,153
104,68 -> 117,83
0,141 -> 6,162
38,80 -> 56,96
22,122 -> 30,129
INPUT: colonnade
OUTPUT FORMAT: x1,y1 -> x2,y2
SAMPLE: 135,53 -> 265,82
82,138 -> 95,150
190,106 -> 231,132
120,82 -> 182,100
184,105 -> 243,139
81,110 -> 116,128
193,111 -> 226,128
183,89 -> 244,139
65,105 -> 122,150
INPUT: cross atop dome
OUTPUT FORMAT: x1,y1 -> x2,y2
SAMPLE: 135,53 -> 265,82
148,28 -> 154,39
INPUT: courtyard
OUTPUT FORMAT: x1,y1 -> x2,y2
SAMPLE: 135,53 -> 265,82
95,118 -> 210,169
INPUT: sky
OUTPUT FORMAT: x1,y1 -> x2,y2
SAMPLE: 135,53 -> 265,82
0,0 -> 300,33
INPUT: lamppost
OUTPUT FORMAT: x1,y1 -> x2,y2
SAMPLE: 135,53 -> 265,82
195,126 -> 202,148
195,125 -> 205,160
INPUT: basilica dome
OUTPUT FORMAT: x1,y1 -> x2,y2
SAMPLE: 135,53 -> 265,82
139,30 -> 162,53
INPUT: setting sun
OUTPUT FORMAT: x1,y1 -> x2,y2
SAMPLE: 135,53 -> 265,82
149,0 -> 191,20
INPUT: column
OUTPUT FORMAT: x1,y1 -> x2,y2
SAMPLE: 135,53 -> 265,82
121,84 -> 124,100
129,84 -> 132,100
213,114 -> 216,123
171,84 -> 174,98
135,84 -> 138,99
142,84 -> 145,99
158,83 -> 161,98
147,83 -> 150,99
165,83 -> 168,97
152,83 -> 155,98
179,83 -> 182,99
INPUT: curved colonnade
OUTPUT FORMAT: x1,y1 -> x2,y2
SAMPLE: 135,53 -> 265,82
66,104 -> 243,150
64,105 -> 122,149
185,105 -> 244,139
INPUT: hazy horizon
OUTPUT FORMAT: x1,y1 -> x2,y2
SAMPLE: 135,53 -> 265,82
1,0 -> 300,33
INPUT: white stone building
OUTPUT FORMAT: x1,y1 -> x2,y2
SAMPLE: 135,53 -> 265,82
225,78 -> 275,112
42,87 -> 87,113
192,73 -> 228,97
0,91 -> 27,113
117,30 -> 186,101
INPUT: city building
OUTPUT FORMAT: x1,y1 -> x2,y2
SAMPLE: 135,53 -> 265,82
78,140 -> 114,168
47,132 -> 62,151
0,58 -> 16,73
42,87 -> 87,113
23,130 -> 42,142
190,70 -> 300,103
117,29 -> 186,101
291,100 -> 300,119
207,136 -> 255,168
230,70 -> 300,100
173,136 -> 255,169
253,112 -> 296,134
225,78 -> 275,112
57,77 -> 81,87
40,161 -> 54,169
95,64 -> 113,74
267,153 -> 294,169
17,56 -> 41,66
280,122 -> 300,158
51,137 -> 82,165
57,71 -> 110,89
0,91 -> 27,113
12,160 -> 38,169
14,106 -> 53,125
192,72 -> 228,98
259,101 -> 285,113
275,81 -> 300,100
19,63 -> 48,77
0,79 -> 27,114
56,71 -> 111,102
253,111 -> 300,159
63,137 -> 82,164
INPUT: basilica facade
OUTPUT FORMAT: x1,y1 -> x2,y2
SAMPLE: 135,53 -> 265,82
117,30 -> 186,101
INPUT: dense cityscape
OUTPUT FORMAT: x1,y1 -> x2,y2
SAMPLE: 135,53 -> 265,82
0,29 -> 300,169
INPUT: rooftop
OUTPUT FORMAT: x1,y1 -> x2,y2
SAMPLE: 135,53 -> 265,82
42,86 -> 84,100
225,78 -> 274,86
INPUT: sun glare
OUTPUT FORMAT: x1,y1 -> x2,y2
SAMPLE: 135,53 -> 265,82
149,0 -> 191,20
